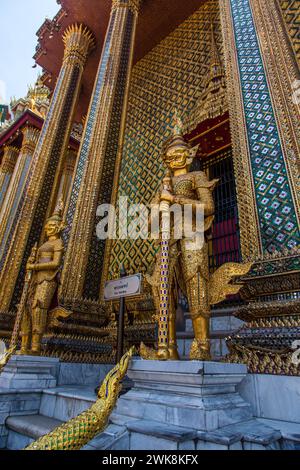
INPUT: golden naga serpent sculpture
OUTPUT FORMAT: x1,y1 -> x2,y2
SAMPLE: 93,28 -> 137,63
0,346 -> 16,373
25,347 -> 135,450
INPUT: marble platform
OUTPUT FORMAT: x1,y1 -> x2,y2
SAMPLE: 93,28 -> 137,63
0,356 -> 59,390
113,359 -> 252,432
1,356 -> 299,450
101,359 -> 287,450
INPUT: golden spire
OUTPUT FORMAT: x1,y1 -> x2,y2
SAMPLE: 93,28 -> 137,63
185,22 -> 227,131
25,76 -> 51,117
27,76 -> 50,104
207,22 -> 223,85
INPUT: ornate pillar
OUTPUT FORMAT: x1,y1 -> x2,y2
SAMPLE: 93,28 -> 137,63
0,24 -> 94,312
61,0 -> 141,302
0,127 -> 40,257
55,148 -> 77,208
220,0 -> 300,258
249,0 -> 300,226
0,146 -> 19,210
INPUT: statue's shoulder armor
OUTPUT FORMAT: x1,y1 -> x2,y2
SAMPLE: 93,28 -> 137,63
191,171 -> 209,186
192,171 -> 218,190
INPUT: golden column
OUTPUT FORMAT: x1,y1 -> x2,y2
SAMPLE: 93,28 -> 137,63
61,0 -> 141,302
55,148 -> 77,208
0,146 -> 19,210
0,24 -> 95,312
220,0 -> 299,257
0,127 -> 40,256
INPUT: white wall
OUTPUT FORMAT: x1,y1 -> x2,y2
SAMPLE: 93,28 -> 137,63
238,374 -> 300,424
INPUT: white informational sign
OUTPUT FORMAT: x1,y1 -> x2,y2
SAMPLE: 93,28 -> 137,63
104,274 -> 142,301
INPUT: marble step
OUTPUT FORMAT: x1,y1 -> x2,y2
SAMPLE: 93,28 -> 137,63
40,385 -> 97,422
6,414 -> 63,450
90,418 -> 283,451
257,418 -> 300,450
124,419 -> 198,450
97,418 -> 281,451
82,424 -> 129,451
212,419 -> 282,450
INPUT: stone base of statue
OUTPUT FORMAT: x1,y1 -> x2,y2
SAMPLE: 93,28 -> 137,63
87,358 -> 283,451
0,355 -> 59,390
113,359 -> 252,432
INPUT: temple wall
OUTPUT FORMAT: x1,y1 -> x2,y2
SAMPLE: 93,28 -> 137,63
279,0 -> 300,65
108,0 -> 222,277
238,374 -> 300,424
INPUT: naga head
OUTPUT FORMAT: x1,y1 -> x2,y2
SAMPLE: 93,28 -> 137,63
45,199 -> 65,238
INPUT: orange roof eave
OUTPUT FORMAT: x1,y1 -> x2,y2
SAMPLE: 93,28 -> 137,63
34,0 -> 206,120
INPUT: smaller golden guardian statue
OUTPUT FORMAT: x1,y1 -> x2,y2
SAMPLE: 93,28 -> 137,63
19,202 -> 65,355
141,111 -> 252,361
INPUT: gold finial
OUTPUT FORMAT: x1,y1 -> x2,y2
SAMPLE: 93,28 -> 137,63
172,108 -> 184,136
63,23 -> 95,51
62,24 -> 95,66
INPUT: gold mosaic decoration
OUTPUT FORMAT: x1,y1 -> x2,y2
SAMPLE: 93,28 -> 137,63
279,0 -> 300,65
108,0 -> 223,278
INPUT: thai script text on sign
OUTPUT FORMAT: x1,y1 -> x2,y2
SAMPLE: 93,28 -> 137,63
104,274 -> 142,300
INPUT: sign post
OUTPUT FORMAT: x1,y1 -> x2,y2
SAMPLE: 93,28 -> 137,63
116,265 -> 126,364
104,269 -> 142,363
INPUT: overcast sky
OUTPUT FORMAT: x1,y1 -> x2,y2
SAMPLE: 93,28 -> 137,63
0,0 -> 59,105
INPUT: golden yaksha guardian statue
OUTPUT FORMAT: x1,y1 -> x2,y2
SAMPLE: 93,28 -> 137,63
19,201 -> 65,355
141,111 -> 252,361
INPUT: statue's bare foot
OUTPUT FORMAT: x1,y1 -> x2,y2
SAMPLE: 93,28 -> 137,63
140,342 -> 170,360
190,339 -> 211,361
140,342 -> 159,360
28,349 -> 42,357
16,349 -> 30,356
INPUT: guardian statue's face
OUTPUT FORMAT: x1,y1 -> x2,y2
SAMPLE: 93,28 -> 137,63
45,220 -> 61,238
165,147 -> 189,171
